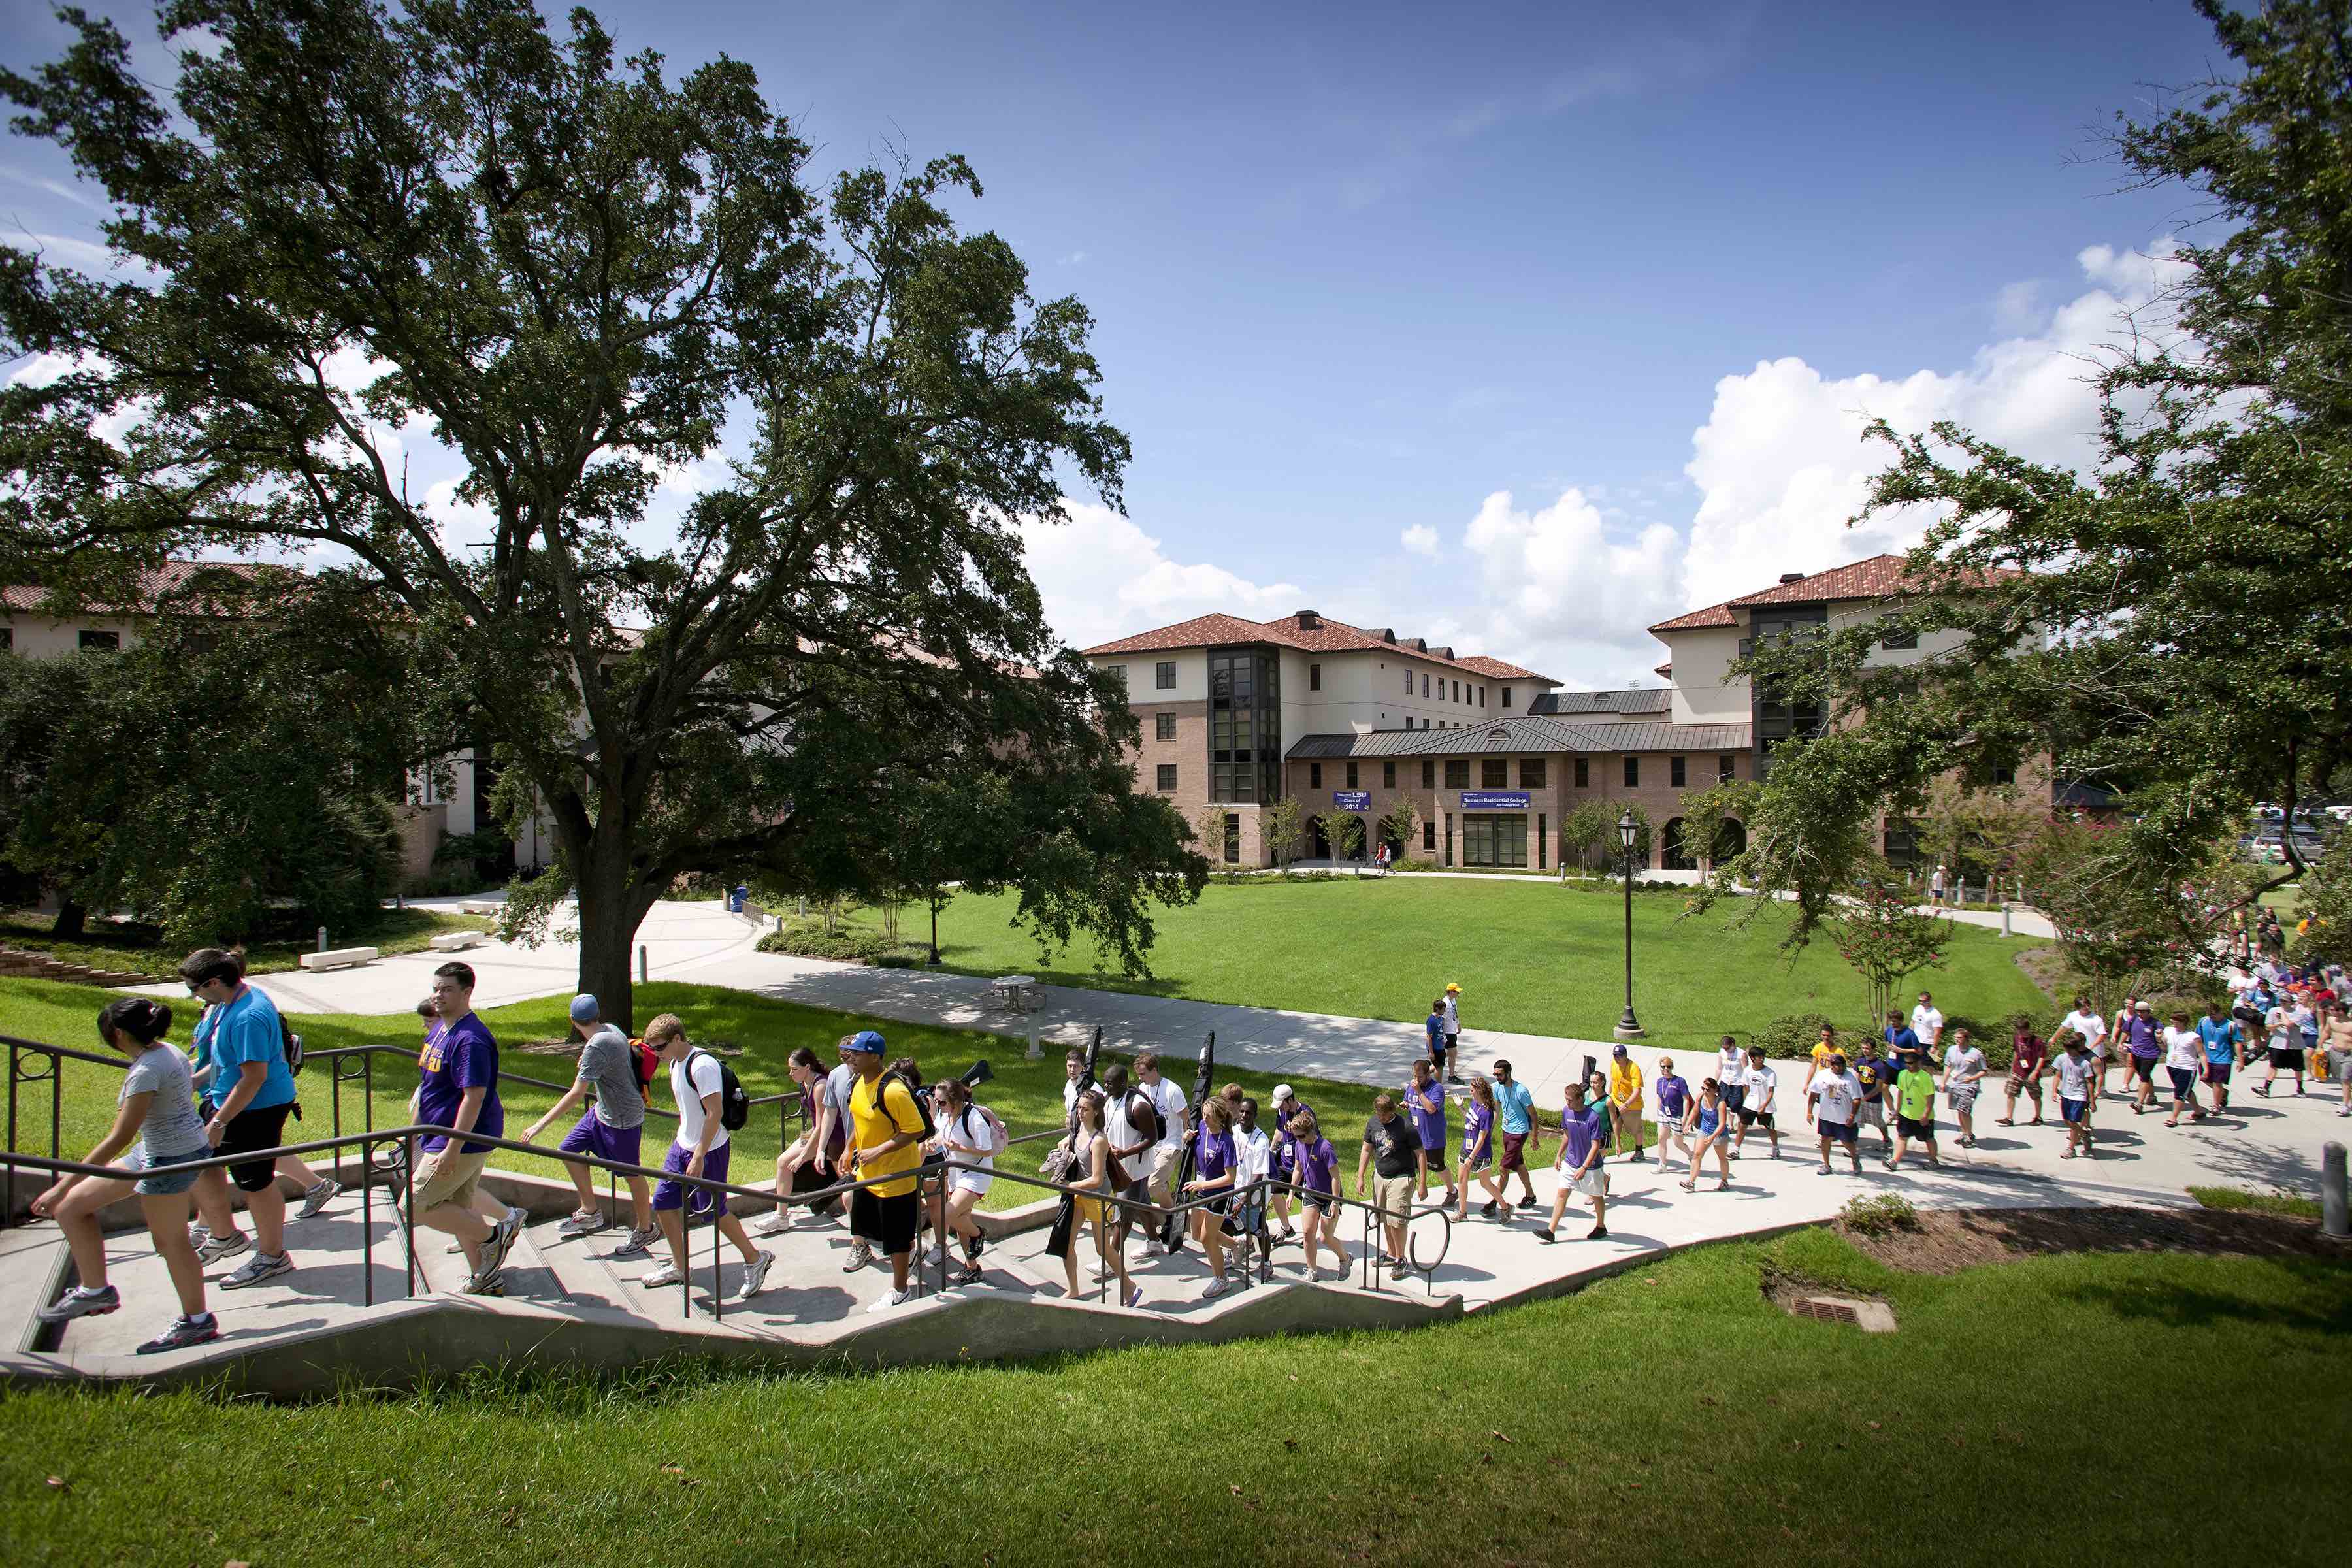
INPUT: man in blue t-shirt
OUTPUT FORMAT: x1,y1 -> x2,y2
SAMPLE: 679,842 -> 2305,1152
1536,1085 -> 1609,1243
1882,1011 -> 1921,1061
180,946 -> 302,1290
1490,1059 -> 1540,1210
2195,1002 -> 2242,1114
406,962 -> 520,1294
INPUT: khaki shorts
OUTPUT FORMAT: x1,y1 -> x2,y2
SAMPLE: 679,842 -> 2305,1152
1149,1143 -> 1183,1194
404,1145 -> 489,1215
1371,1173 -> 1414,1220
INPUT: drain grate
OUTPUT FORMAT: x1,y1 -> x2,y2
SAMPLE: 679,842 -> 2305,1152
1793,1296 -> 1863,1326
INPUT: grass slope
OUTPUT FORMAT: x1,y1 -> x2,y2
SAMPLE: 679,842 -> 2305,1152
0,979 -> 1470,1214
0,1230 -> 2342,1566
855,879 -> 2051,1052
0,907 -> 493,980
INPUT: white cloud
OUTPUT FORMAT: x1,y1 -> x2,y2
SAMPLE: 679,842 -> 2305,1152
1461,487 -> 1686,668
1399,523 -> 1439,557
1017,502 -> 1303,652
1676,240 -> 2191,609
425,477 -> 498,551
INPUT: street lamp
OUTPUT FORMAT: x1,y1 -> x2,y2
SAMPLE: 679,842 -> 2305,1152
1613,809 -> 1644,1040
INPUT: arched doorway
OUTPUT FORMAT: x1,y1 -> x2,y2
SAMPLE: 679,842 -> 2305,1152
1308,817 -> 1330,860
1661,817 -> 1696,871
1710,818 -> 1747,862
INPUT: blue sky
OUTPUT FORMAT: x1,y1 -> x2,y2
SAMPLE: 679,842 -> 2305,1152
0,0 -> 2227,685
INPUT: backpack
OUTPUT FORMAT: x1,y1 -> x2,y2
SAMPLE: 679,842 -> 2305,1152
687,1048 -> 751,1132
877,1063 -> 937,1141
627,1037 -> 659,1094
278,1015 -> 304,1075
1123,1088 -> 1164,1145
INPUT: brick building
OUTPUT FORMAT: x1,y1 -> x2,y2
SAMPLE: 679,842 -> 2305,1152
1083,553 -> 1981,871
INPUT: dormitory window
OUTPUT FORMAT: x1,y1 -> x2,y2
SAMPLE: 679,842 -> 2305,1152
1481,759 -> 1507,788
1671,756 -> 1686,788
1422,674 -> 1429,697
1624,757 -> 1640,788
1575,759 -> 1590,789
1452,680 -> 1460,702
1444,760 -> 1470,788
1403,668 -> 1412,694
1502,687 -> 1512,708
0,627 -> 12,652
1155,661 -> 1176,690
1382,761 -> 1396,788
1345,762 -> 1359,789
1309,762 -> 1322,789
1422,820 -> 1435,851
1155,713 -> 1176,741
1880,628 -> 1918,651
1718,754 -> 1735,782
1520,758 -> 1545,788
1309,663 -> 1322,691
1105,664 -> 1127,690
80,629 -> 120,651
1224,813 -> 1240,863
1422,759 -> 1435,788
1155,764 -> 1177,792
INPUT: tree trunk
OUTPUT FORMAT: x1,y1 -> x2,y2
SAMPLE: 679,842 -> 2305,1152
51,899 -> 86,939
571,840 -> 660,1037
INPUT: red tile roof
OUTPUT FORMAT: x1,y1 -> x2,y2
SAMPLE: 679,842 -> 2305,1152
1647,553 -> 1946,633
1,560 -> 273,616
1653,662 -> 1672,679
1647,600 -> 1739,631
1084,612 -> 1554,684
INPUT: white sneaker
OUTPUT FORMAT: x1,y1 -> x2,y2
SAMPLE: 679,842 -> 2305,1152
1202,1277 -> 1234,1301
639,1262 -> 683,1288
752,1209 -> 794,1237
868,1286 -> 916,1313
734,1250 -> 774,1303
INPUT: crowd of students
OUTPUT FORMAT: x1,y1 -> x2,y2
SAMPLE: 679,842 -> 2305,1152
27,949 -> 2349,1350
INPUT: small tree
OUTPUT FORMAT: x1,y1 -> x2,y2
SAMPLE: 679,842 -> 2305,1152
2292,832 -> 2352,968
2025,816 -> 2231,1013
1832,860 -> 1950,1034
1560,799 -> 1652,875
1261,796 -> 1306,871
1379,798 -> 1422,860
1315,809 -> 1365,864
1194,804 -> 1229,866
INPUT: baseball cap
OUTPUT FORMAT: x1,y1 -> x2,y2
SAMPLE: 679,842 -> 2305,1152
568,994 -> 600,1024
844,1030 -> 886,1055
1445,983 -> 1461,993
1273,1083 -> 1295,1102
1611,1043 -> 1627,1058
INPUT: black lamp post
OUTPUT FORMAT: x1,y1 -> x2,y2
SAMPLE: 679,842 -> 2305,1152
1613,808 -> 1644,1040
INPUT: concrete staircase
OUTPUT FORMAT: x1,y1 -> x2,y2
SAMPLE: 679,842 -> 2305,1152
0,945 -> 157,988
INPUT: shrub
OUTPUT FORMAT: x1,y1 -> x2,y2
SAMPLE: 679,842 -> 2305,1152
1840,1193 -> 1920,1236
1754,1012 -> 1840,1060
1392,857 -> 1438,874
756,924 -> 924,965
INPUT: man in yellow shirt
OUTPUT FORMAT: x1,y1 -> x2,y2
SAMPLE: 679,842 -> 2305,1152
1809,1023 -> 1838,1086
842,1030 -> 925,1311
1606,1044 -> 1645,1163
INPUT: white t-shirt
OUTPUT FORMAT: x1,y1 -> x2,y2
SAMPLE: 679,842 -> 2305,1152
1103,1089 -> 1147,1173
1945,1045 -> 1987,1086
2053,1051 -> 2095,1100
2060,1009 -> 2107,1051
1745,1063 -> 1778,1112
2266,1005 -> 2295,1049
2162,1026 -> 2204,1072
1910,1005 -> 1945,1046
939,1104 -> 996,1172
672,1051 -> 728,1149
1145,1078 -> 1188,1153
1441,996 -> 1460,1034
1062,1078 -> 1081,1120
1234,1126 -> 1271,1186
1809,1070 -> 1860,1125
1716,1047 -> 1746,1088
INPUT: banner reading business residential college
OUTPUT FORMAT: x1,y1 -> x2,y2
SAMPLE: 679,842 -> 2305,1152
1459,791 -> 1529,811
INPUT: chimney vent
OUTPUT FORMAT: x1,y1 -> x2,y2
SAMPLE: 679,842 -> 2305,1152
1295,610 -> 1321,630
1778,571 -> 1806,584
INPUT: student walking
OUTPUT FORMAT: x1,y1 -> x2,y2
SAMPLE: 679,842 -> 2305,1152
1405,1059 -> 1454,1203
1940,1028 -> 1988,1147
31,999 -> 217,1352
1099,1063 -> 1162,1259
1806,1052 -> 1864,1177
1184,1097 -> 1240,1299
2257,993 -> 2308,1097
177,947 -> 302,1290
1652,1056 -> 1691,1172
1134,1052 -> 1190,1250
1715,1035 -> 1748,1137
2056,996 -> 2109,1097
402,961 -> 520,1296
754,1046 -> 843,1237
1678,1079 -> 1733,1191
1356,1094 -> 1422,1269
1910,991 -> 1947,1061
639,1015 -> 772,1305
930,1077 -> 1003,1286
1490,1059 -> 1540,1209
2122,1000 -> 2163,1113
1733,1047 -> 1780,1159
1441,983 -> 1463,1081
1424,999 -> 1447,1078
1062,1090 -> 1137,1305
1457,1074 -> 1504,1220
1853,1037 -> 1894,1155
519,994 -> 655,1250
2048,1032 -> 2098,1158
1230,1096 -> 1274,1285
1287,1109 -> 1348,1278
1266,1083 -> 1305,1241
2161,1010 -> 2208,1126
1997,1021 -> 2046,1127
1886,1051 -> 1942,1171
1536,1084 -> 1609,1243
2195,1001 -> 2242,1115
840,1030 -> 924,1311
1606,1044 -> 1646,1162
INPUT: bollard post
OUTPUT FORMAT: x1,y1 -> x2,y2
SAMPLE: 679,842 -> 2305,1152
2325,1142 -> 2348,1239
2001,905 -> 2012,938
318,926 -> 328,953
1025,1010 -> 1041,1062
638,944 -> 649,985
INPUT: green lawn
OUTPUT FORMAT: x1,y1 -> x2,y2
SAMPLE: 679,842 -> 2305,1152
1,1228 -> 2341,1566
862,879 -> 2052,1054
2192,1184 -> 2325,1221
0,978 -> 1478,1214
0,906 -> 494,980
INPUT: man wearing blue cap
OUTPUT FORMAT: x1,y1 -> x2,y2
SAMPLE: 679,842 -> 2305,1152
842,1029 -> 926,1311
520,994 -> 657,1256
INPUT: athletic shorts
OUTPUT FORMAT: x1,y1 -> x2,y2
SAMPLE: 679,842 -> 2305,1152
2166,1067 -> 2197,1101
850,1186 -> 919,1256
1112,1179 -> 1151,1224
1818,1120 -> 1856,1146
557,1109 -> 642,1168
2060,1098 -> 2087,1125
2328,1047 -> 2352,1081
1199,1192 -> 1232,1218
2131,1055 -> 2159,1083
2200,1062 -> 2231,1086
949,1166 -> 995,1196
1736,1107 -> 1773,1130
1896,1115 -> 1935,1141
126,1143 -> 204,1197
1461,1145 -> 1491,1171
1722,1085 -> 1748,1113
217,1102 -> 294,1193
1298,1186 -> 1336,1215
652,1141 -> 731,1217
2270,1045 -> 2306,1070
1500,1132 -> 1529,1172
1559,1165 -> 1606,1198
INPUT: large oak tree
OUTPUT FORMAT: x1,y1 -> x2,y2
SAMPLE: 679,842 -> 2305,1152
0,0 -> 1203,1026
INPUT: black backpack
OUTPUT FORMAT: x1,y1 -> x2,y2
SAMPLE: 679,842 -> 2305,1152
878,1063 -> 937,1141
688,1049 -> 751,1132
1123,1088 -> 1164,1145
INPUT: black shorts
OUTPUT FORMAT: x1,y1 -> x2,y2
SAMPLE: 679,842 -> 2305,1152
1722,1085 -> 1748,1113
2270,1045 -> 2306,1070
1200,1193 -> 1232,1217
218,1102 -> 294,1192
789,1158 -> 843,1212
849,1187 -> 919,1257
1736,1107 -> 1772,1130
2131,1056 -> 2157,1083
1896,1115 -> 1935,1141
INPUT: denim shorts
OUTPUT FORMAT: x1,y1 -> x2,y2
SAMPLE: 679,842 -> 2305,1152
129,1145 -> 204,1197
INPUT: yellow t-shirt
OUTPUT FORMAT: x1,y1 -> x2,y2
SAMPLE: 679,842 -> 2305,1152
1609,1060 -> 1643,1102
849,1073 -> 925,1198
1810,1042 -> 1835,1077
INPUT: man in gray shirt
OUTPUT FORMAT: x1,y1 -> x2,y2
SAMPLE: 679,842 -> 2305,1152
521,994 -> 656,1251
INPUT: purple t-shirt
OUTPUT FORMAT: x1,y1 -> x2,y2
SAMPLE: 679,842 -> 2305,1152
1655,1073 -> 1690,1122
2124,1015 -> 2161,1059
417,1012 -> 503,1154
1293,1136 -> 1338,1196
1406,1080 -> 1447,1149
1559,1105 -> 1607,1171
1197,1128 -> 1235,1183
1460,1101 -> 1493,1160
